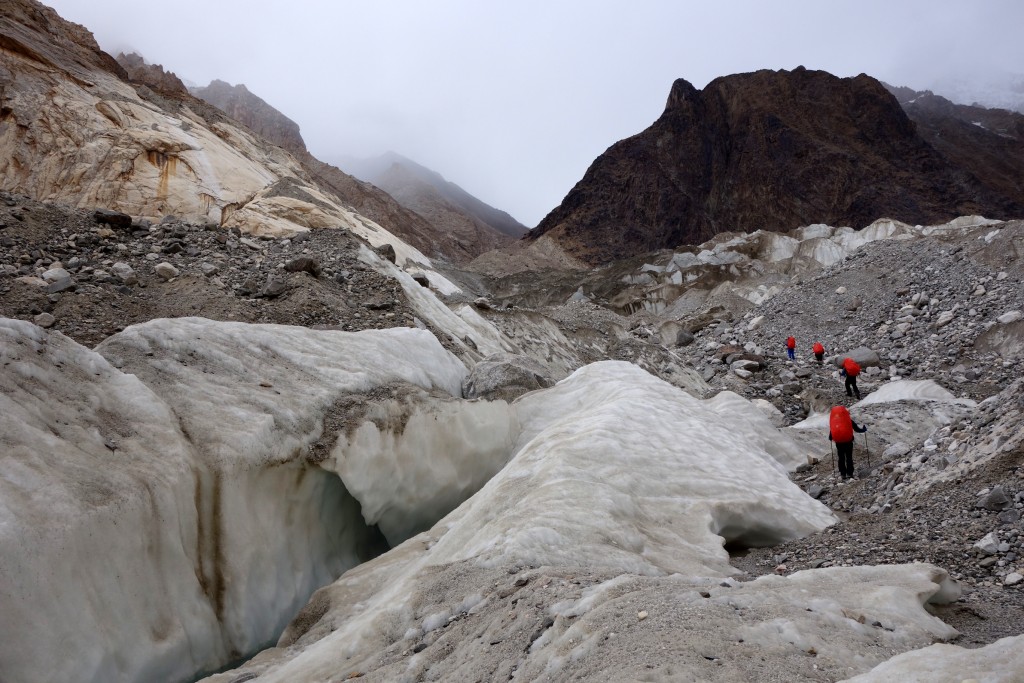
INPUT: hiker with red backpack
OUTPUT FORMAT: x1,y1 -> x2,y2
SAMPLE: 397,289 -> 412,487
829,405 -> 867,480
786,336 -> 796,360
812,342 -> 825,364
840,357 -> 861,399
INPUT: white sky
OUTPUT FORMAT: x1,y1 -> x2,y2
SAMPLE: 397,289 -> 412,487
42,0 -> 1024,227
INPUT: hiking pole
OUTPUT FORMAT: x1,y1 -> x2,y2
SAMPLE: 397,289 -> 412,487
863,430 -> 870,470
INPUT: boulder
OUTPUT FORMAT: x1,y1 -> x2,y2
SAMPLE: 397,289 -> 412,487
731,359 -> 760,373
833,346 -> 880,368
284,257 -> 322,277
976,486 -> 1011,511
974,532 -> 999,555
261,275 -> 289,298
799,388 -> 831,417
725,353 -> 764,369
154,262 -> 179,280
111,262 -> 137,285
462,354 -> 554,402
674,329 -> 695,347
93,208 -> 132,228
41,267 -> 70,283
375,243 -> 397,264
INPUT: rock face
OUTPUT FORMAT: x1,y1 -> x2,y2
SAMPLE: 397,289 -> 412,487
530,68 -> 1024,264
189,80 -> 511,262
0,1 -> 482,264
189,79 -> 306,157
115,51 -> 189,98
360,160 -> 519,258
885,83 -> 1024,211
343,152 -> 528,238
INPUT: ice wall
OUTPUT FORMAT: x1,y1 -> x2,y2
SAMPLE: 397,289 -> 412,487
327,390 -> 520,545
437,361 -> 834,574
203,361 -> 841,682
0,318 -> 469,683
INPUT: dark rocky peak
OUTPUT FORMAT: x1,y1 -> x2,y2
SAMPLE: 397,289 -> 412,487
191,79 -> 307,155
530,68 -> 1024,265
115,51 -> 189,98
882,82 -> 1024,210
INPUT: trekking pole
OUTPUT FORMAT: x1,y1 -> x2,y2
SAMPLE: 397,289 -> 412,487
863,430 -> 870,470
829,440 -> 836,478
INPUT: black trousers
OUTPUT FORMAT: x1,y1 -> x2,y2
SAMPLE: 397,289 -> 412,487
845,374 -> 860,398
836,440 -> 854,477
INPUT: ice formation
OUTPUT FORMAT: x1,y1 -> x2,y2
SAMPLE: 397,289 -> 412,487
5,314 -> 987,683
789,379 -> 975,432
856,379 -> 977,407
195,363 -> 978,682
326,393 -> 519,545
199,361 -> 842,681
0,318 -> 470,683
841,633 -> 1024,682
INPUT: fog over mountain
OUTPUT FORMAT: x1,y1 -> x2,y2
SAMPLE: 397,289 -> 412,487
39,0 -> 1024,226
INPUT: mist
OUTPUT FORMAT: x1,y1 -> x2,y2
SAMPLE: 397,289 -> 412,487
41,0 -> 1024,226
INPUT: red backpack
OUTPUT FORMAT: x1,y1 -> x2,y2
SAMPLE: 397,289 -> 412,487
813,342 -> 824,354
786,336 -> 796,349
830,405 -> 854,443
843,358 -> 860,377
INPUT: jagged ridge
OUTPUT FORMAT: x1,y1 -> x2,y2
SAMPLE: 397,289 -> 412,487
530,67 -> 1024,264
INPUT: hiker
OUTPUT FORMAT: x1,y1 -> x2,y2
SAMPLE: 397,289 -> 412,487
829,405 -> 867,480
786,336 -> 796,360
840,357 -> 861,399
812,342 -> 825,364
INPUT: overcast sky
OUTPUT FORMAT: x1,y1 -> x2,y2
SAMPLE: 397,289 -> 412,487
43,0 -> 1024,227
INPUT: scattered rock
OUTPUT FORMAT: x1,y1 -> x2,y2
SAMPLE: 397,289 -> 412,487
974,532 -> 1000,556
375,243 -> 397,264
154,262 -> 179,280
463,354 -> 554,401
284,257 -> 322,277
93,208 -> 132,228
111,262 -> 137,285
261,275 -> 289,298
977,486 -> 1012,511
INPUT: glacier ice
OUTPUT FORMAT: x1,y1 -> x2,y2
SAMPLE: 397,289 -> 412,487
0,318 -> 471,683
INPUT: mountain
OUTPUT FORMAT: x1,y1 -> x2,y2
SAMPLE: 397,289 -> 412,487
4,3 -> 1024,682
884,83 -> 1024,212
189,80 -> 515,263
530,67 -> 1024,264
338,152 -> 527,258
0,0 -> 434,259
342,152 -> 527,239
925,72 -> 1024,115
189,78 -> 306,154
